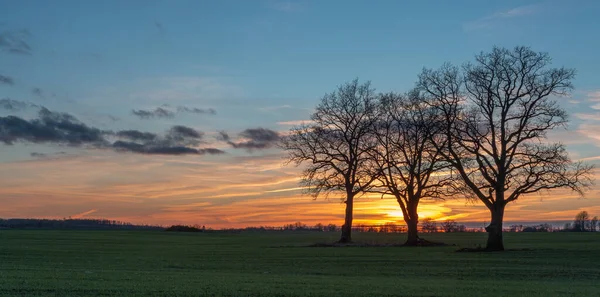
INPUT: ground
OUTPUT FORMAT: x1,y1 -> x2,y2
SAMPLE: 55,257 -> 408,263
0,230 -> 599,296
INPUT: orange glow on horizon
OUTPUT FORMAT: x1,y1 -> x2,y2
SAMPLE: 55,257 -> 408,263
0,150 -> 599,229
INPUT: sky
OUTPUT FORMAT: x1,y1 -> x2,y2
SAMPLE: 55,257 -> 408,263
1,0 -> 600,228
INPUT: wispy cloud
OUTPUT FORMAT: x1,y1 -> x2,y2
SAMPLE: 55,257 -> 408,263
258,105 -> 293,111
0,106 -> 223,156
0,98 -> 39,111
586,90 -> 600,102
0,28 -> 33,55
132,105 -> 216,120
574,90 -> 600,121
0,74 -> 14,85
154,22 -> 165,35
219,128 -> 281,151
277,119 -> 314,126
71,209 -> 98,219
30,152 -> 67,158
132,107 -> 175,119
32,87 -> 44,98
464,4 -> 542,31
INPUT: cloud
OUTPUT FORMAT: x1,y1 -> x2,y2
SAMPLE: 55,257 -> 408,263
30,151 -> 67,158
113,140 -> 224,155
154,22 -> 165,35
116,130 -> 157,142
464,4 -> 542,31
132,107 -> 175,119
575,113 -> 600,121
168,125 -> 203,140
220,127 -> 281,151
277,120 -> 314,126
259,105 -> 293,111
0,74 -> 14,85
0,98 -> 39,111
0,106 -> 223,156
32,87 -> 43,97
586,91 -> 600,102
113,125 -> 223,156
132,105 -> 216,119
71,209 -> 98,219
113,141 -> 209,155
0,29 -> 32,55
573,90 -> 600,147
573,90 -> 600,120
176,106 -> 217,115
0,108 -> 107,146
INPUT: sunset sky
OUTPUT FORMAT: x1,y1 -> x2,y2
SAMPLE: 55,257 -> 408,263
1,0 -> 600,228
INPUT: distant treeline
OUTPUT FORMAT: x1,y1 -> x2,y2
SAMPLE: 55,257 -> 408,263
2,213 -> 597,233
0,218 -> 163,230
562,211 -> 598,232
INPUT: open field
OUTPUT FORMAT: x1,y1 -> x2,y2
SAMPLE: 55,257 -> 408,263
0,230 -> 599,296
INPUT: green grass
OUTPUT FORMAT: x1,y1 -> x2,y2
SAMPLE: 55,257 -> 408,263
0,230 -> 599,296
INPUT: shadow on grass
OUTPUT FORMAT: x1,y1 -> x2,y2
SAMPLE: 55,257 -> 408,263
307,239 -> 452,248
455,247 -> 533,253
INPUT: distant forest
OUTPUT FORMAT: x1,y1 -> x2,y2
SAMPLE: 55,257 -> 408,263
1,211 -> 597,233
0,218 -> 163,230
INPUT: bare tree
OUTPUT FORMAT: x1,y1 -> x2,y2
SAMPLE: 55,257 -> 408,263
280,79 -> 379,243
368,91 -> 453,245
441,220 -> 459,233
421,218 -> 438,233
591,216 -> 598,232
417,46 -> 594,251
574,210 -> 590,232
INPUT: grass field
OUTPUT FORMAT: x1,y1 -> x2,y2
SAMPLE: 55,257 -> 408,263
0,230 -> 599,296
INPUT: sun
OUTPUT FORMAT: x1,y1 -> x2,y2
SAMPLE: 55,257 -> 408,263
386,210 -> 442,221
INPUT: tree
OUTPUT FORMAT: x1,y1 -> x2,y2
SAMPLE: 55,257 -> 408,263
417,46 -> 594,251
591,216 -> 598,232
281,79 -> 379,243
441,220 -> 459,233
368,91 -> 453,245
421,218 -> 437,233
574,210 -> 590,232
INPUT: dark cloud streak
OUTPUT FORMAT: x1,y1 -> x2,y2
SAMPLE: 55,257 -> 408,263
1,108 -> 223,156
32,87 -> 43,97
0,29 -> 32,55
0,108 -> 106,146
220,128 -> 280,151
132,105 -> 216,120
30,151 -> 67,158
177,106 -> 217,115
0,75 -> 14,85
0,98 -> 38,111
116,130 -> 157,142
113,125 -> 222,156
132,107 -> 175,119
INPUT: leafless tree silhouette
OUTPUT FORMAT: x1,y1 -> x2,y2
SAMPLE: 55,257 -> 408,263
417,46 -> 594,251
574,210 -> 590,232
280,79 -> 379,243
368,91 -> 455,245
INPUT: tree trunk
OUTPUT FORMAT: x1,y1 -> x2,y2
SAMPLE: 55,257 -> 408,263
404,203 -> 420,246
405,219 -> 419,245
339,194 -> 354,243
485,203 -> 505,251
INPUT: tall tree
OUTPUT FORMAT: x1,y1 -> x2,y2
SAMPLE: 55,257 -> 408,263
574,210 -> 590,232
417,46 -> 593,251
590,216 -> 598,232
368,91 -> 453,245
281,79 -> 379,243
